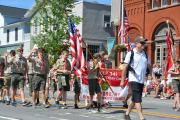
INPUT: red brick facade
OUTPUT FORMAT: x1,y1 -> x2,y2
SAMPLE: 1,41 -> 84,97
124,0 -> 180,65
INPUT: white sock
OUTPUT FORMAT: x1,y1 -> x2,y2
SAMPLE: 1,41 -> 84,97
6,96 -> 10,101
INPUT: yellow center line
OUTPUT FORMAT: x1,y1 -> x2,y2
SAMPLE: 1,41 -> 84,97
110,108 -> 180,119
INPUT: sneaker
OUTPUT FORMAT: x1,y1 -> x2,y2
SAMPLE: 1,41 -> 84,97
55,101 -> 59,105
175,108 -> 180,112
74,104 -> 79,109
86,104 -> 93,110
22,101 -> 30,106
44,104 -> 50,108
98,109 -> 106,113
124,114 -> 131,120
11,101 -> 16,106
61,104 -> 68,109
6,101 -> 10,105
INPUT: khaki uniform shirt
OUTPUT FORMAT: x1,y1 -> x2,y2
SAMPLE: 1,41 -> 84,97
56,58 -> 71,75
88,61 -> 100,80
6,56 -> 16,74
31,56 -> 46,75
27,60 -> 34,75
14,55 -> 27,75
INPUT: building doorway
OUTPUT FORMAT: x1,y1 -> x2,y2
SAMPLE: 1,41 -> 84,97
153,22 -> 176,71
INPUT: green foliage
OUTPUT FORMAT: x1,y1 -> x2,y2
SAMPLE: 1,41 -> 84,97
32,0 -> 81,66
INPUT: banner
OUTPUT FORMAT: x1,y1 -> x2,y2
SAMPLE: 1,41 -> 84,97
81,69 -> 128,102
107,37 -> 115,55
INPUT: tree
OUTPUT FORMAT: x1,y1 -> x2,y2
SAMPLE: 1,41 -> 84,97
32,0 -> 80,66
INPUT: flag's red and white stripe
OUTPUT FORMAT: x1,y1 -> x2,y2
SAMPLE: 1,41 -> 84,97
164,31 -> 174,78
68,17 -> 87,77
118,11 -> 129,44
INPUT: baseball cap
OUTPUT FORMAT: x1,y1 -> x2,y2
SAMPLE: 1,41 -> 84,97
134,36 -> 147,44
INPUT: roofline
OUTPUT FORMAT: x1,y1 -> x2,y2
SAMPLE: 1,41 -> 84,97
75,0 -> 111,7
0,19 -> 30,28
0,5 -> 28,11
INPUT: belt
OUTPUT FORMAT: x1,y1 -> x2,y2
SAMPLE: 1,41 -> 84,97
34,74 -> 45,77
13,73 -> 24,76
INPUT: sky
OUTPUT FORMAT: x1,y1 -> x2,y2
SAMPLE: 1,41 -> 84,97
0,0 -> 111,9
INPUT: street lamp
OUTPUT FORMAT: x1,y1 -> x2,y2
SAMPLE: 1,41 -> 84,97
114,17 -> 120,67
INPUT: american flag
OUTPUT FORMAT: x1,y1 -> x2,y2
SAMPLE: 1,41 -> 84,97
68,17 -> 87,77
164,30 -> 174,78
126,37 -> 133,51
118,8 -> 129,44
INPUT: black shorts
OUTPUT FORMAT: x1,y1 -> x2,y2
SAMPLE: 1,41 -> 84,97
129,82 -> 144,103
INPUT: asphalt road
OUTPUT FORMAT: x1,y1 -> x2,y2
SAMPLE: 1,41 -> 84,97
0,94 -> 180,120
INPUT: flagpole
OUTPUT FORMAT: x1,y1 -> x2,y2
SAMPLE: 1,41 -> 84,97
120,0 -> 124,62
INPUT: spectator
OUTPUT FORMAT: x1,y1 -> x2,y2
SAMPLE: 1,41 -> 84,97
168,59 -> 180,112
160,76 -> 167,100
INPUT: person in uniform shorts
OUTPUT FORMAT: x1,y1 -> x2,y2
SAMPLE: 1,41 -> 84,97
0,55 -> 5,102
3,50 -> 15,105
88,53 -> 102,112
121,36 -> 151,120
28,48 -> 49,108
11,47 -> 29,106
55,50 -> 71,109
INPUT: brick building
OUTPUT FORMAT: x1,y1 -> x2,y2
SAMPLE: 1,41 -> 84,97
124,0 -> 180,69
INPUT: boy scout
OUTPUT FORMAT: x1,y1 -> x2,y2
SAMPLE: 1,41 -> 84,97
3,50 -> 15,105
55,50 -> 71,109
0,55 -> 5,102
71,74 -> 81,109
28,48 -> 49,108
11,48 -> 29,106
88,53 -> 102,112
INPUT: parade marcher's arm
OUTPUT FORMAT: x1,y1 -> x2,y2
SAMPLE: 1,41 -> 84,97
120,51 -> 131,87
168,69 -> 179,75
121,64 -> 128,87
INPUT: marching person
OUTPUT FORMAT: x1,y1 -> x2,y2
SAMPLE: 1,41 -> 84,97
55,50 -> 71,109
121,36 -> 151,120
28,48 -> 49,108
87,53 -> 102,112
71,74 -> 81,109
10,47 -> 29,106
0,55 -> 5,102
3,51 -> 15,105
169,59 -> 180,112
